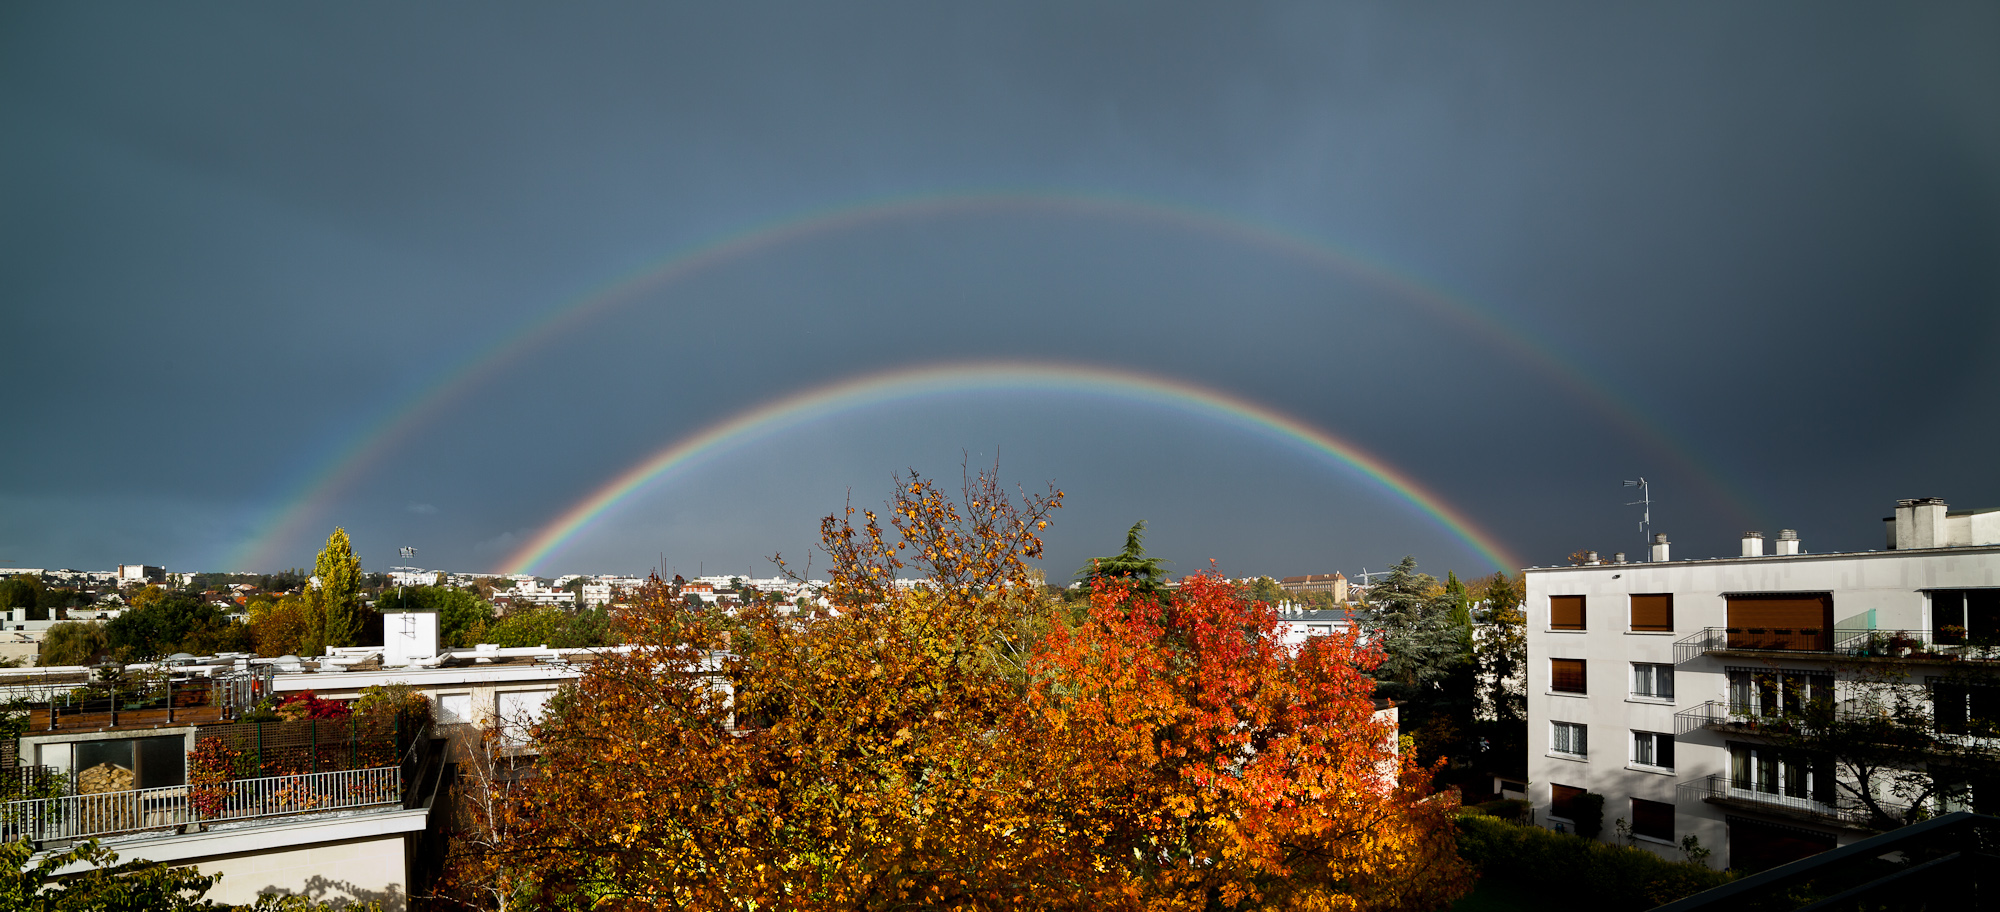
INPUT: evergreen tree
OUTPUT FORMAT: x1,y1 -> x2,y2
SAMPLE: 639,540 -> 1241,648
1075,520 -> 1168,596
302,528 -> 363,657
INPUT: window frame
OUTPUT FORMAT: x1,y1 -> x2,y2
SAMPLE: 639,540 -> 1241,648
1631,662 -> 1674,701
1630,593 -> 1674,632
1550,595 -> 1586,631
1550,658 -> 1588,695
1630,797 -> 1675,842
1632,730 -> 1676,770
1551,721 -> 1588,757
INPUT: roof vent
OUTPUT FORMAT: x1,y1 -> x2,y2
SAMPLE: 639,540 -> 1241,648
1742,531 -> 1765,557
1776,529 -> 1801,556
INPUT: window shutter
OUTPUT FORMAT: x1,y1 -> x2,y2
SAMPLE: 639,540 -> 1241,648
1725,594 -> 1832,650
1551,659 -> 1587,694
1552,783 -> 1585,820
1631,798 -> 1674,841
1630,594 -> 1673,631
1551,595 -> 1586,630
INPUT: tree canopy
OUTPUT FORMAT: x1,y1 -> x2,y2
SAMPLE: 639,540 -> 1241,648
1074,519 -> 1168,596
301,528 -> 362,657
465,471 -> 1470,911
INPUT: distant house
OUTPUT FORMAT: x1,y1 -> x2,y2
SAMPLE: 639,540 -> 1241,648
1272,604 -> 1359,649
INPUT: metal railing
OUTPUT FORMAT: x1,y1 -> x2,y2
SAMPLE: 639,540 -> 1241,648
1675,700 -> 1729,735
0,764 -> 400,843
1677,773 -> 1911,830
1832,629 -> 2000,661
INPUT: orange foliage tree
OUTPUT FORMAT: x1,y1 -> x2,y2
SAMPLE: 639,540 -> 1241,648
472,467 -> 1470,911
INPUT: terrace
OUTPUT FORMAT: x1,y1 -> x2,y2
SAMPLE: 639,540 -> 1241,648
1,680 -> 444,847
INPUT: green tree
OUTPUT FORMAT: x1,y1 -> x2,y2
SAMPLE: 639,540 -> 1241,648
1360,557 -> 1476,767
39,622 -> 110,667
301,528 -> 363,657
1,837 -> 220,911
1074,520 -> 1168,596
106,595 -> 237,660
374,586 -> 497,648
1474,571 -> 1526,726
0,574 -> 48,621
1243,575 -> 1286,605
483,605 -> 612,649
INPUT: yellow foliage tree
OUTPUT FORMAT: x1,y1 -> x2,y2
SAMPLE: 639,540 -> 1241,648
466,469 -> 1469,911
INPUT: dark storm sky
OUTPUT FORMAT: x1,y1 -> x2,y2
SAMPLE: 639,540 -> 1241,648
4,3 -> 1996,581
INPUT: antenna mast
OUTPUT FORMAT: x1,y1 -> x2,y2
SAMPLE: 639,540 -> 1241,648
1622,478 -> 1651,553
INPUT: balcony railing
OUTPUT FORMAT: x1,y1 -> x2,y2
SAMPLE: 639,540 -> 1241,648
0,764 -> 400,844
1832,629 -> 2000,662
1674,701 -> 1729,735
1677,773 -> 1911,830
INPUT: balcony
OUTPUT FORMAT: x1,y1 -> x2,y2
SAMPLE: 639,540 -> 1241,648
1674,626 -> 2000,665
0,764 -> 401,843
1677,773 -> 1911,831
0,666 -> 274,733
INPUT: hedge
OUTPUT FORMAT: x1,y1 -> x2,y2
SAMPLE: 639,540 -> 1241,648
1456,813 -> 1736,911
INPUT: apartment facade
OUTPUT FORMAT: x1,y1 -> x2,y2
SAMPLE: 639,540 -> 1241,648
1526,498 -> 2000,872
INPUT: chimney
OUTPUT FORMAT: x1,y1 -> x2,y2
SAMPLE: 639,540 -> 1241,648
1585,550 -> 1601,566
1650,533 -> 1670,562
1775,529 -> 1801,556
1896,498 -> 1948,550
1613,552 -> 1627,564
1742,531 -> 1765,557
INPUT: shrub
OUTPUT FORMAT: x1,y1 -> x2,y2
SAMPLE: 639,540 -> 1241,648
274,690 -> 350,721
1456,813 -> 1735,911
1472,798 -> 1532,822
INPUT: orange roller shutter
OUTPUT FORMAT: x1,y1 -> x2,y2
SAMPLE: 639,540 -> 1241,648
1551,595 -> 1586,630
1631,594 -> 1673,631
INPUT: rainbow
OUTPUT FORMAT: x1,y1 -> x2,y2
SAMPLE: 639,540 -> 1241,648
499,361 -> 1521,575
229,190 -> 1754,571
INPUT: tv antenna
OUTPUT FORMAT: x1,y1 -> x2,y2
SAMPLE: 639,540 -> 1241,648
1622,479 -> 1651,553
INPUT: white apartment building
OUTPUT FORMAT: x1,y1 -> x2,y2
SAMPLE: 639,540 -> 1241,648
1526,497 -> 2000,873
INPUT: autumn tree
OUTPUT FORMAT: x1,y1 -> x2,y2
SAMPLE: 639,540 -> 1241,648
478,468 -> 1469,911
248,594 -> 312,657
301,528 -> 363,657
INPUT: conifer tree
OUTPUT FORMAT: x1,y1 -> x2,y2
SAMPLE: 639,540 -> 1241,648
301,528 -> 362,657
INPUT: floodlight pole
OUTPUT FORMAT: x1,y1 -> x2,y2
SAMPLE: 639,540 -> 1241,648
397,546 -> 416,611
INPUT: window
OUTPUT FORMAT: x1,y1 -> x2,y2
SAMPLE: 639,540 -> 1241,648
1551,783 -> 1586,820
1931,589 -> 2000,643
1727,669 -> 1831,716
1729,742 -> 1830,802
1551,658 -> 1588,694
1632,663 -> 1674,700
1933,679 -> 2000,736
1631,797 -> 1674,842
436,693 -> 472,725
1630,593 -> 1673,632
1552,721 -> 1588,756
1550,595 -> 1586,630
1633,731 -> 1675,769
1725,593 -> 1832,651
498,689 -> 557,745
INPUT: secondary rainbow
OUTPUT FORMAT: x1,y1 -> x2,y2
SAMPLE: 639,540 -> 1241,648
500,361 -> 1521,575
232,190 -> 1754,570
